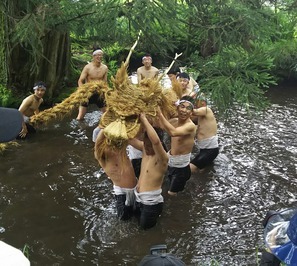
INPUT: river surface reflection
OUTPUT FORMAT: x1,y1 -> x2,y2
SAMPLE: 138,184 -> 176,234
0,82 -> 296,265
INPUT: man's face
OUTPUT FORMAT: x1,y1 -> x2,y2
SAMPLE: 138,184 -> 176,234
177,102 -> 193,120
34,87 -> 46,98
177,77 -> 189,90
142,57 -> 152,67
93,52 -> 103,63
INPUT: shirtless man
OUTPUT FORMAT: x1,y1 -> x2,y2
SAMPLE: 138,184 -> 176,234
18,81 -> 46,138
176,72 -> 199,99
76,48 -> 108,120
94,129 -> 137,220
129,113 -> 168,229
157,96 -> 196,196
137,55 -> 159,84
190,97 -> 219,173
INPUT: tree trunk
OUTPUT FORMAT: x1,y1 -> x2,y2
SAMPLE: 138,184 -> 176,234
37,30 -> 71,102
4,0 -> 71,103
0,10 -> 7,86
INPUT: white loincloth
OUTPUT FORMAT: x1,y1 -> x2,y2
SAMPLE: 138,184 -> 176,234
198,135 -> 218,149
23,115 -> 29,123
92,127 -> 101,143
134,189 -> 163,205
113,185 -> 136,206
127,145 -> 142,160
168,151 -> 191,168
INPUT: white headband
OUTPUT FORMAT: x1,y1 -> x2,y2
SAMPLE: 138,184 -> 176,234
175,99 -> 194,109
93,49 -> 103,56
33,85 -> 46,91
142,56 -> 152,61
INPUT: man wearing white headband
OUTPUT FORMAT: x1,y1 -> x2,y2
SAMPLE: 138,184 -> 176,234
18,81 -> 46,138
157,96 -> 196,196
76,47 -> 108,120
137,54 -> 159,84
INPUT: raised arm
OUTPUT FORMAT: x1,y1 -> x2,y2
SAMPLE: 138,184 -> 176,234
128,138 -> 143,151
192,106 -> 208,117
140,113 -> 166,155
140,113 -> 159,145
157,107 -> 195,137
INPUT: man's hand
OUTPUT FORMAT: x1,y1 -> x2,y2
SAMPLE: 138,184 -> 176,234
19,126 -> 28,138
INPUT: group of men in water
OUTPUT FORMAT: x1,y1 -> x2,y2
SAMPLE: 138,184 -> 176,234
7,47 -> 296,265
16,48 -> 219,230
85,49 -> 219,229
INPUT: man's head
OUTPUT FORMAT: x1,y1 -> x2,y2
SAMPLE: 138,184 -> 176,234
176,95 -> 195,120
167,67 -> 180,81
176,72 -> 190,90
92,47 -> 104,63
33,81 -> 46,98
195,94 -> 207,108
142,54 -> 153,68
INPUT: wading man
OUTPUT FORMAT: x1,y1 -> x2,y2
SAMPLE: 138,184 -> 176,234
76,48 -> 108,120
157,96 -> 196,196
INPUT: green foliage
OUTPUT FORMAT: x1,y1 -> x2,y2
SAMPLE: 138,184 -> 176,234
180,0 -> 278,58
22,243 -> 30,259
191,44 -> 277,114
268,39 -> 297,79
0,84 -> 20,107
106,60 -> 120,85
52,87 -> 76,104
3,0 -> 297,112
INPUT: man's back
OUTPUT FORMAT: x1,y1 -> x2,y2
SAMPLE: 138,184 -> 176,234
195,106 -> 217,140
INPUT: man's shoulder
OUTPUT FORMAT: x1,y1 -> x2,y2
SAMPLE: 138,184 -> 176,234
82,62 -> 92,71
23,94 -> 34,102
101,63 -> 108,70
183,119 -> 196,132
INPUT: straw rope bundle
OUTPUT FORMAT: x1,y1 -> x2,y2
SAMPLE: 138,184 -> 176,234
160,89 -> 179,119
30,81 -> 108,127
0,142 -> 20,154
170,78 -> 183,99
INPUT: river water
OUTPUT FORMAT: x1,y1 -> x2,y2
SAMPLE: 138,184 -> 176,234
0,81 -> 296,266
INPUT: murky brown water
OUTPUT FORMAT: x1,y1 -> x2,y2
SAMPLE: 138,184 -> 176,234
0,82 -> 296,266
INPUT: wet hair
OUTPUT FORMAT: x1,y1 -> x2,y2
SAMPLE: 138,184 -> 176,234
196,93 -> 207,104
180,95 -> 195,106
34,81 -> 46,88
154,127 -> 164,141
177,72 -> 190,80
144,127 -> 167,152
167,66 -> 181,75
144,127 -> 164,141
93,46 -> 102,52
